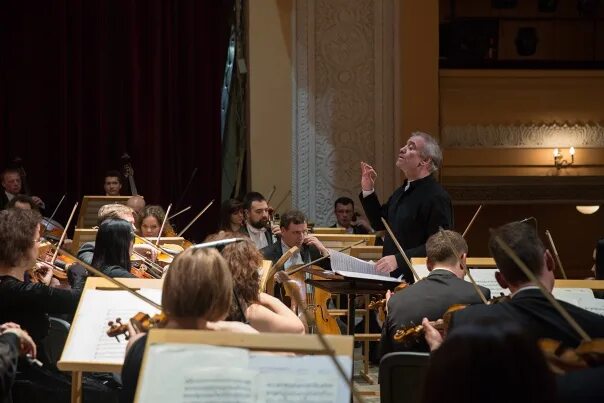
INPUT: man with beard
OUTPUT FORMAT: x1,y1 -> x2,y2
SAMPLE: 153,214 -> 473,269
240,192 -> 278,250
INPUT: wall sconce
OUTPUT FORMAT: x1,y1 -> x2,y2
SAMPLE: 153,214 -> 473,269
576,205 -> 600,214
553,147 -> 575,169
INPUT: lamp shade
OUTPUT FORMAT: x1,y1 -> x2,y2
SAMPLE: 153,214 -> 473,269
576,205 -> 600,214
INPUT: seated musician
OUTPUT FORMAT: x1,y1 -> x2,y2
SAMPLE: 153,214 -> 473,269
424,221 -> 604,351
206,232 -> 305,334
103,170 -> 123,196
380,230 -> 491,356
0,322 -> 37,402
126,195 -> 146,222
0,209 -> 87,365
240,192 -> 278,249
121,247 -> 256,403
91,219 -> 136,278
0,168 -> 44,210
77,204 -> 156,265
331,197 -> 373,235
138,205 -> 175,238
260,209 -> 330,270
421,321 -> 557,403
6,195 -> 39,211
219,198 -> 243,233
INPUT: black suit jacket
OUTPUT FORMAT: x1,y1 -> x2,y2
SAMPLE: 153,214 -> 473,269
380,270 -> 491,355
239,225 -> 275,248
0,192 -> 9,210
360,174 -> 453,282
260,242 -> 329,270
450,288 -> 604,347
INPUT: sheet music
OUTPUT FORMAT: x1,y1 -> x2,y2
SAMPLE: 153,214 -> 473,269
136,344 -> 350,403
61,289 -> 161,365
466,269 -> 511,297
552,288 -> 604,316
329,250 -> 401,283
552,288 -> 595,306
410,264 -> 430,280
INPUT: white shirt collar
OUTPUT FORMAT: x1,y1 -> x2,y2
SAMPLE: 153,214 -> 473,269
510,285 -> 541,298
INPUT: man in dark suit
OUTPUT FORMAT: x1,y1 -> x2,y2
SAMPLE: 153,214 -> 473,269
1,168 -> 45,210
330,197 -> 372,234
360,132 -> 453,283
240,192 -> 277,250
261,209 -> 329,269
380,230 -> 490,355
424,221 -> 604,351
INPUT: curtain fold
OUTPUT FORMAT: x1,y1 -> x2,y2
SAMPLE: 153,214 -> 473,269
0,0 -> 233,241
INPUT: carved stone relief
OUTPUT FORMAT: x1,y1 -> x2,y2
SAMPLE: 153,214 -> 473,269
293,0 -> 396,225
442,123 -> 604,148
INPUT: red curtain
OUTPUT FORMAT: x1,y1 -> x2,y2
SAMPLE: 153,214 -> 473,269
0,0 -> 233,241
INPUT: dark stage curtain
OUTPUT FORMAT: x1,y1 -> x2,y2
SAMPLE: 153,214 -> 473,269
0,0 -> 233,241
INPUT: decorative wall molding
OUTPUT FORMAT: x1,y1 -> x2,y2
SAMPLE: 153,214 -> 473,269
446,181 -> 604,204
442,123 -> 604,148
293,0 -> 396,225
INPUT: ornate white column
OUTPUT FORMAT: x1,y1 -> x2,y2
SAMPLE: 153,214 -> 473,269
293,0 -> 397,225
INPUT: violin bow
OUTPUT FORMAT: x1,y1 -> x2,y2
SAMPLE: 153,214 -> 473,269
380,218 -> 421,282
156,203 -> 173,247
272,190 -> 291,215
50,202 -> 79,267
490,229 -> 591,342
266,185 -> 277,204
439,228 -> 489,304
462,204 -> 483,238
131,250 -> 164,279
544,230 -> 568,280
174,167 -> 198,212
168,205 -> 191,220
42,194 -> 66,237
177,199 -> 214,237
133,233 -> 181,256
47,245 -> 162,311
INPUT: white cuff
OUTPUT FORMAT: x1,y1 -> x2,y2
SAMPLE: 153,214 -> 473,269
362,189 -> 375,198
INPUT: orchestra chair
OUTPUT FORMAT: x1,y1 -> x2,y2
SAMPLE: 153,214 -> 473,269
379,352 -> 430,403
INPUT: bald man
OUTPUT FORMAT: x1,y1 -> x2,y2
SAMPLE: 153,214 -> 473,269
127,195 -> 146,220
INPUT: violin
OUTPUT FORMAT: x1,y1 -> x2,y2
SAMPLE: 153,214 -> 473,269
538,338 -> 604,374
107,312 -> 167,341
368,282 -> 410,323
391,294 -> 510,347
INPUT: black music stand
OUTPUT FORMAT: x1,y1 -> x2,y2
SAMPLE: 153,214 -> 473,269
303,267 -> 398,335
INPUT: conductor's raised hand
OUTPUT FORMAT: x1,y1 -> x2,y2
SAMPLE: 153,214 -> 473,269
360,162 -> 377,192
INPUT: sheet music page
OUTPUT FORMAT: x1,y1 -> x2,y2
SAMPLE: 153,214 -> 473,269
136,343 -> 351,403
552,288 -> 595,306
60,289 -> 161,365
553,288 -> 603,315
251,354 -> 348,402
329,250 -> 401,283
467,269 -> 511,298
410,264 -> 430,280
574,298 -> 604,316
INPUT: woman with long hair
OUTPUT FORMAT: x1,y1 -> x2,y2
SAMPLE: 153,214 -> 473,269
91,219 -> 135,278
206,232 -> 305,334
218,199 -> 244,233
121,247 -> 256,403
138,205 -> 175,238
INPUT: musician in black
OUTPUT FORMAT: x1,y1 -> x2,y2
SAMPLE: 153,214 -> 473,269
360,132 -> 452,283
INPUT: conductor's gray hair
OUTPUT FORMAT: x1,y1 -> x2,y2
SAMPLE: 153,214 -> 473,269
411,131 -> 442,173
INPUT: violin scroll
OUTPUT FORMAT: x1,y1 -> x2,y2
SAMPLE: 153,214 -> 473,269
106,312 -> 167,342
